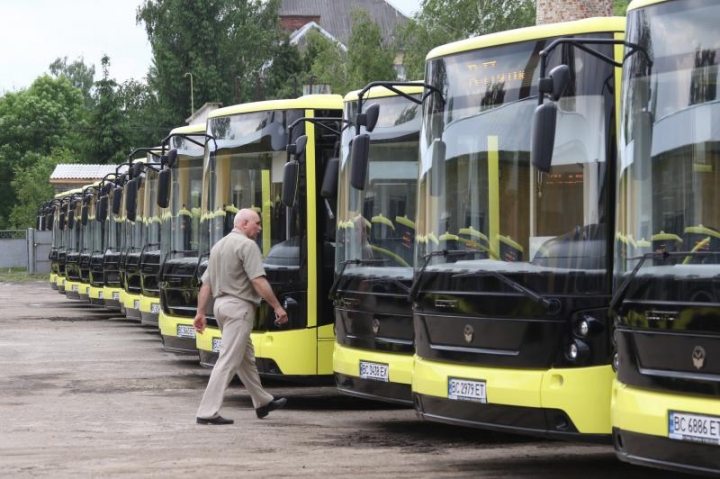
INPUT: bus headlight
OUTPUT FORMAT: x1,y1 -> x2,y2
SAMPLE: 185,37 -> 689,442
576,315 -> 603,338
566,339 -> 590,362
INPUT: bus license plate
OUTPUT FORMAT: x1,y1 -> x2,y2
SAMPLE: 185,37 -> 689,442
151,303 -> 160,314
359,361 -> 389,382
133,300 -> 140,310
448,378 -> 487,403
98,291 -> 104,299
176,325 -> 196,339
212,338 -> 222,353
669,411 -> 720,445
71,284 -> 78,292
112,292 -> 119,301
85,286 -> 90,294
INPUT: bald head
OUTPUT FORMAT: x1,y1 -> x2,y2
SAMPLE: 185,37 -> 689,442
234,208 -> 262,239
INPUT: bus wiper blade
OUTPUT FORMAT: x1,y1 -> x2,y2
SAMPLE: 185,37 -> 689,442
452,270 -> 560,314
610,249 -> 720,313
359,277 -> 411,294
407,249 -> 481,302
328,258 -> 388,300
609,251 -> 669,313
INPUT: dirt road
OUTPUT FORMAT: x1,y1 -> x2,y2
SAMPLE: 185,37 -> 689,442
0,282 -> 686,478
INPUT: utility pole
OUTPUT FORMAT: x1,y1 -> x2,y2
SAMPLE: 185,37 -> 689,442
184,72 -> 194,114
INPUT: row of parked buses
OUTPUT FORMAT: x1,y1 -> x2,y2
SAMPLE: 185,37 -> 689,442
38,0 -> 719,475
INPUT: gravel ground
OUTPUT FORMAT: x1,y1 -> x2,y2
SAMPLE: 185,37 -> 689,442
0,282 -> 689,478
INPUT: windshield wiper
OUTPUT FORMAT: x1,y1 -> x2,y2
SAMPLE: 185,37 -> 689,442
407,249 -> 485,302
610,249 -> 720,313
452,270 -> 560,315
328,258 -> 389,300
358,277 -> 411,294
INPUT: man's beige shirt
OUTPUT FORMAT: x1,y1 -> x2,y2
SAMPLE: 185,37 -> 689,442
201,230 -> 266,306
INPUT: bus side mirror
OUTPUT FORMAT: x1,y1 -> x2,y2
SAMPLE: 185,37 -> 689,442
531,102 -> 557,173
59,212 -> 66,230
321,157 -> 339,198
68,211 -> 76,230
97,196 -> 108,222
357,103 -> 380,132
157,169 -> 171,208
281,160 -> 299,207
350,134 -> 370,190
430,139 -> 446,197
531,65 -> 569,173
112,187 -> 123,215
132,162 -> 144,178
125,178 -> 138,222
81,205 -> 89,226
166,149 -> 178,168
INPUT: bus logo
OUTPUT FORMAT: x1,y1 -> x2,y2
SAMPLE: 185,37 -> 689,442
692,346 -> 706,370
372,318 -> 380,334
463,325 -> 474,343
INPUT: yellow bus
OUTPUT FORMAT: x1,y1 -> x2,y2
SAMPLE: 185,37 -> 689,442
195,95 -> 343,380
64,185 -> 94,301
101,168 -> 128,311
156,123 -> 209,352
120,153 -> 160,320
611,0 -> 720,474
411,17 -> 625,441
332,83 -> 423,404
53,188 -> 82,294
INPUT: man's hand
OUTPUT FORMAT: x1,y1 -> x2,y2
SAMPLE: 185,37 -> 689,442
273,306 -> 288,325
193,313 -> 207,333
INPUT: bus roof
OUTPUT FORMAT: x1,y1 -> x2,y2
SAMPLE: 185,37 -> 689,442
627,0 -> 667,12
344,82 -> 424,102
426,16 -> 625,61
169,123 -> 205,135
209,94 -> 343,119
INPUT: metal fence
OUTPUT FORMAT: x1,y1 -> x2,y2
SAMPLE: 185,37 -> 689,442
0,229 -> 52,273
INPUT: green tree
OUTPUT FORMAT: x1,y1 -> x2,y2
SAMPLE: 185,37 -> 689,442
263,37 -> 306,100
117,79 -> 166,151
614,0 -> 631,15
9,148 -> 78,228
306,30 -> 350,95
48,56 -> 96,107
347,9 -> 398,90
137,0 -> 281,124
86,55 -> 128,164
399,0 -> 536,80
0,76 -> 86,227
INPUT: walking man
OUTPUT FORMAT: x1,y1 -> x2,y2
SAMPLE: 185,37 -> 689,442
194,208 -> 288,425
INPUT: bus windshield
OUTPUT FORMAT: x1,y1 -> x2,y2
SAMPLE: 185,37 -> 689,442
617,0 -> 720,290
161,135 -> 205,255
337,94 -> 421,279
205,109 -> 301,261
417,35 -> 616,295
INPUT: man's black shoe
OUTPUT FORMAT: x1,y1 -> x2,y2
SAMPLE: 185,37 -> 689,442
196,415 -> 234,425
256,397 -> 287,419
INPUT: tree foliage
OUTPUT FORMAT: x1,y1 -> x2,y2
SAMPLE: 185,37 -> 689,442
0,76 -> 86,228
86,55 -> 128,164
49,56 -> 96,107
137,0 -> 282,125
399,0 -> 536,80
9,148 -> 78,229
614,0 -> 631,15
347,9 -> 398,89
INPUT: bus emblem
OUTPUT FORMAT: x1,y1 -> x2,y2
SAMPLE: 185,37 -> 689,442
372,318 -> 380,334
463,325 -> 474,343
692,346 -> 706,370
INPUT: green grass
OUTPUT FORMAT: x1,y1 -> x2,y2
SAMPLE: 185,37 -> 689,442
0,267 -> 49,283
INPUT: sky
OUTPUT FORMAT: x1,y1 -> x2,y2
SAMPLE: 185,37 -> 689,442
0,0 -> 421,94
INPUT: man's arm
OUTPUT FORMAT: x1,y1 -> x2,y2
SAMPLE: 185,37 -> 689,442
193,283 -> 212,333
251,276 -> 288,324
